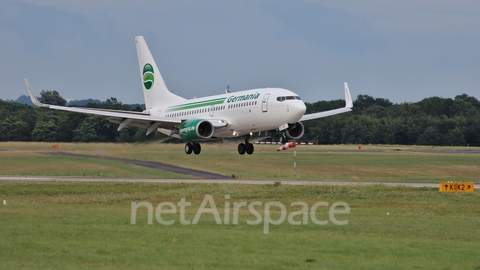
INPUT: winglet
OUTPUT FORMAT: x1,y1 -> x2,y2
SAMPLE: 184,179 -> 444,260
344,82 -> 353,108
24,79 -> 48,107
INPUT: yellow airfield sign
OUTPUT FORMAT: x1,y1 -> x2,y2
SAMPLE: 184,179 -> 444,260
439,182 -> 474,192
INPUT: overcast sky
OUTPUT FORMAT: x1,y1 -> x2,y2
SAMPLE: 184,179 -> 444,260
1,0 -> 479,104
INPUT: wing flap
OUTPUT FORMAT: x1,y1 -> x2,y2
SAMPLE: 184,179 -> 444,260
107,117 -> 179,130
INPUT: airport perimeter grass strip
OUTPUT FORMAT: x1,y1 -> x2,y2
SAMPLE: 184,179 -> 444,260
0,152 -> 196,179
1,181 -> 479,269
2,142 -> 480,182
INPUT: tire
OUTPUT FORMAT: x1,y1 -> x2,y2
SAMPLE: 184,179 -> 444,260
246,143 -> 254,155
238,143 -> 246,155
193,142 -> 201,155
185,143 -> 193,154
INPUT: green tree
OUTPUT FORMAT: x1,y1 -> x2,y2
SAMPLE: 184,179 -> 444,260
31,114 -> 60,142
461,118 -> 480,146
353,95 -> 393,113
444,128 -> 466,146
0,118 -> 30,141
450,100 -> 479,117
8,119 -> 30,141
117,127 -> 140,143
73,118 -> 99,142
418,97 -> 454,117
340,116 -> 376,144
454,94 -> 480,111
73,116 -> 117,142
417,126 -> 441,145
39,90 -> 67,106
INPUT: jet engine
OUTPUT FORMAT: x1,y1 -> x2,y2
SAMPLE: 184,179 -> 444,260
285,122 -> 305,140
178,119 -> 214,142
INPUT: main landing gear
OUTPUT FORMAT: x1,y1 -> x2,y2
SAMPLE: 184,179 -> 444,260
185,142 -> 201,155
238,136 -> 254,155
185,137 -> 254,155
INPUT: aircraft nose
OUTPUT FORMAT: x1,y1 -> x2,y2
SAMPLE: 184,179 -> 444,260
290,101 -> 306,120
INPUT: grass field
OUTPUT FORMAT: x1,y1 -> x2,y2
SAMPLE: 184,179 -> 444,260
1,142 -> 480,181
0,151 -> 194,179
1,142 -> 479,269
0,181 -> 479,269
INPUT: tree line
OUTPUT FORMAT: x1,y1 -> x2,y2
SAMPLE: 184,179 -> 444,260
1,90 -> 479,146
302,94 -> 480,146
0,91 -> 150,143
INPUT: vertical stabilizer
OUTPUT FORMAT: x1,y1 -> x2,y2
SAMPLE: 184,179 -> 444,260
135,36 -> 185,110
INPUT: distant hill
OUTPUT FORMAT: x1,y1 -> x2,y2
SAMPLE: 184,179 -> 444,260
12,95 -> 34,106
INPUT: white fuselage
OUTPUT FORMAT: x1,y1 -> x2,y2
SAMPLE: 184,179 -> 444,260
151,87 -> 306,138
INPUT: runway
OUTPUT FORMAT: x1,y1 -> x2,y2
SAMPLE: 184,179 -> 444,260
1,176 -> 479,189
43,151 -> 229,179
2,149 -> 479,189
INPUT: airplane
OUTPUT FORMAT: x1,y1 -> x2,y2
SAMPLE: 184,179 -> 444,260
25,36 -> 353,155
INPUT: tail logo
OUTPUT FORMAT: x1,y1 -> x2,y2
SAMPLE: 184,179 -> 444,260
143,63 -> 154,90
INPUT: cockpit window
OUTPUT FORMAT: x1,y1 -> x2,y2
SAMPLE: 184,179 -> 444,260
276,96 -> 301,102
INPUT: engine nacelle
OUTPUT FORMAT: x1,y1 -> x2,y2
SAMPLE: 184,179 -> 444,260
285,122 -> 305,140
179,119 -> 214,142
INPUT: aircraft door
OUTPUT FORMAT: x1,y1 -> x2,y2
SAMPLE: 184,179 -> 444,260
262,93 -> 270,113
209,105 -> 214,117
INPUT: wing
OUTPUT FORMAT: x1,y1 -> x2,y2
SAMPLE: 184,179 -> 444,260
25,79 -> 181,135
300,82 -> 353,121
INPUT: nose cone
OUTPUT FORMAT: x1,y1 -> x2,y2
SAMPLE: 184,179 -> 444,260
290,101 -> 306,122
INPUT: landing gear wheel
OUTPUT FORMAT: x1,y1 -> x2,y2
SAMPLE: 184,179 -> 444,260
193,142 -> 201,155
185,143 -> 193,155
238,143 -> 246,155
246,143 -> 254,155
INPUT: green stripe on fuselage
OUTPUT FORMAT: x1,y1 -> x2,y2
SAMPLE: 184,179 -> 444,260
165,98 -> 226,112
